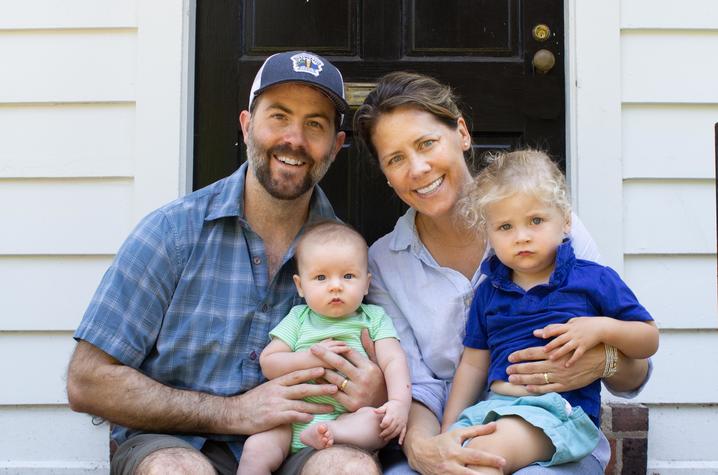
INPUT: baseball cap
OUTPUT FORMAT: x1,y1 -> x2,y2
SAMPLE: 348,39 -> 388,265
248,51 -> 349,122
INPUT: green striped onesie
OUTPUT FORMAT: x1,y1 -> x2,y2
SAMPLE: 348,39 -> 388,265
268,303 -> 398,453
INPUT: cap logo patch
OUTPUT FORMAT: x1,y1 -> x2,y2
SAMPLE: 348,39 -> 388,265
290,53 -> 324,77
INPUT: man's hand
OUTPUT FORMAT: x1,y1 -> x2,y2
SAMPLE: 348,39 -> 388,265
310,329 -> 386,411
538,317 -> 609,366
228,367 -> 337,434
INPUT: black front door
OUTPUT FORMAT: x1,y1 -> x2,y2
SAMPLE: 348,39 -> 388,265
194,0 -> 565,244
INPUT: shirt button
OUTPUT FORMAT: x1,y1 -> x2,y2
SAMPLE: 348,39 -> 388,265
262,304 -> 269,312
249,350 -> 257,360
253,256 -> 262,265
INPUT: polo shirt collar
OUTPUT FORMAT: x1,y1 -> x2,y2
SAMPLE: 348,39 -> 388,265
205,162 -> 336,223
482,238 -> 576,292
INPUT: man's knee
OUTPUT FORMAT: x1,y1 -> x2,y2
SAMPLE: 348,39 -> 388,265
135,447 -> 215,475
300,445 -> 380,475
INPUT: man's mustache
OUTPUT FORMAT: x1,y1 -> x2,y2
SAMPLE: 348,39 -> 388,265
266,143 -> 314,166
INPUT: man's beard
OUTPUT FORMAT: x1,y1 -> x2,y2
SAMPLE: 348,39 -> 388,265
246,128 -> 333,200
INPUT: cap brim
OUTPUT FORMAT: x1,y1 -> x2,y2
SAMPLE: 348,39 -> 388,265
252,79 -> 349,114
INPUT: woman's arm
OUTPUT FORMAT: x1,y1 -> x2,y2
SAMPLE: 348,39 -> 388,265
367,258 -> 448,418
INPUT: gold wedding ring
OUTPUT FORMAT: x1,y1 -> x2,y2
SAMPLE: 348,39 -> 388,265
543,372 -> 550,384
340,378 -> 349,391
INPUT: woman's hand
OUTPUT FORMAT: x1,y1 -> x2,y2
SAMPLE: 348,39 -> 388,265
506,343 -> 605,394
406,423 -> 505,475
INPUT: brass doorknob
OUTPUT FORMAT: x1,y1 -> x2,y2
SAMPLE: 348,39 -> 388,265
532,49 -> 556,74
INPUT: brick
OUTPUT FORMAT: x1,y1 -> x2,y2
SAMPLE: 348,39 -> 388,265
605,437 -> 618,475
611,404 -> 648,432
621,438 -> 647,475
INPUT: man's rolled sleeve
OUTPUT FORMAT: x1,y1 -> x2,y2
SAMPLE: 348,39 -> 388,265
74,209 -> 180,368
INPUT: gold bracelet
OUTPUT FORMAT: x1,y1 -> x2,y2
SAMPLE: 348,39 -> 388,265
602,344 -> 618,378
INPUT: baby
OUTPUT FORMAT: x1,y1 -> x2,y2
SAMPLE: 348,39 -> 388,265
442,150 -> 659,473
237,220 -> 411,474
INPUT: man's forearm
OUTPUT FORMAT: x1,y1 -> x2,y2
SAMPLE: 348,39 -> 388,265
67,341 -> 248,435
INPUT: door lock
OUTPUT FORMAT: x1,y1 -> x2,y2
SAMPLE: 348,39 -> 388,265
532,24 -> 551,41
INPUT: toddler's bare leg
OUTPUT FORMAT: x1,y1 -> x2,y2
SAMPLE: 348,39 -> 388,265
237,425 -> 291,475
466,416 -> 554,474
300,407 -> 385,451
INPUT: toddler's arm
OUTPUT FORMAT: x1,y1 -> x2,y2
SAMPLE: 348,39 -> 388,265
441,347 -> 490,433
260,338 -> 350,380
540,317 -> 659,366
373,338 -> 412,443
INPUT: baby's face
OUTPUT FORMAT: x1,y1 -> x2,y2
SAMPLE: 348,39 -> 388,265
293,240 -> 370,318
485,192 -> 570,285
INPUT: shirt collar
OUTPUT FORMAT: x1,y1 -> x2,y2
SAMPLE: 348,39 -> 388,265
482,238 -> 576,291
388,207 -> 417,252
204,162 -> 336,223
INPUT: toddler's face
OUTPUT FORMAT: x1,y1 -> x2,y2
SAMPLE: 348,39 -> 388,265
485,192 -> 570,285
293,240 -> 370,318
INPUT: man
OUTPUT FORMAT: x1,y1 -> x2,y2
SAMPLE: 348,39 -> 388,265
67,51 -> 385,475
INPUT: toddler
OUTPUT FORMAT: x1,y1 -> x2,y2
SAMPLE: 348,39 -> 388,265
238,221 -> 411,474
442,150 -> 659,473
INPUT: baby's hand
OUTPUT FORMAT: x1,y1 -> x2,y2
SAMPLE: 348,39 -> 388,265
374,399 -> 409,444
312,338 -> 350,355
538,317 -> 610,366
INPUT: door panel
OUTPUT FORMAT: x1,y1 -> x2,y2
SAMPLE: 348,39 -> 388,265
194,0 -> 565,244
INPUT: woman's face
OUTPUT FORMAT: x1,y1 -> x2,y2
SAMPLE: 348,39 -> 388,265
371,107 -> 473,220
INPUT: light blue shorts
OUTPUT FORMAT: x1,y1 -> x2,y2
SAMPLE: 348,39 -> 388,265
450,392 -> 600,467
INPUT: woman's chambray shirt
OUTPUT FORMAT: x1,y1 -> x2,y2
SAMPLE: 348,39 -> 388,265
367,207 -> 653,469
74,163 -> 335,456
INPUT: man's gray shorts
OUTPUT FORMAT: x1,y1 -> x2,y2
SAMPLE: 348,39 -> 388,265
111,434 -> 237,475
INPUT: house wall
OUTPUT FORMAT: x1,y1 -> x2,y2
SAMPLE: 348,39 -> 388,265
0,0 -> 188,472
573,0 -> 718,473
1,0 -> 716,473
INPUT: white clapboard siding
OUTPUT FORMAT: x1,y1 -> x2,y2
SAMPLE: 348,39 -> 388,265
0,103 -> 135,178
648,405 -> 718,467
0,178 -> 133,255
0,406 -> 109,473
0,29 -> 136,103
625,255 -> 718,330
622,104 -> 718,179
0,0 -> 136,30
623,180 -> 716,254
621,30 -> 718,103
0,255 -> 114,331
622,0 -> 718,29
0,332 -> 75,405
621,330 -> 718,404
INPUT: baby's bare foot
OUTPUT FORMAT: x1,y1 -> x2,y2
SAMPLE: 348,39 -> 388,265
300,423 -> 334,450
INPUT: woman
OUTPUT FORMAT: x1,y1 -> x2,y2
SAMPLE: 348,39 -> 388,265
353,72 -> 652,474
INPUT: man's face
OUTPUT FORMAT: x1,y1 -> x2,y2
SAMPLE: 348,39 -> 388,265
240,83 -> 345,200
